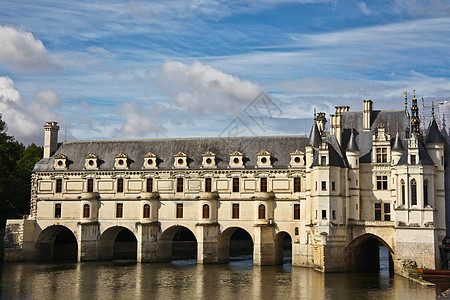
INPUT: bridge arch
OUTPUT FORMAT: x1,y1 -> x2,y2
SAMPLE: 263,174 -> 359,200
35,225 -> 78,261
157,225 -> 198,262
346,233 -> 394,272
98,226 -> 137,261
274,231 -> 293,265
218,227 -> 254,263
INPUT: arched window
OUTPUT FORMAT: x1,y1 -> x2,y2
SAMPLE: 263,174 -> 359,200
411,179 -> 417,206
258,204 -> 266,219
400,179 -> 405,205
143,204 -> 150,218
202,204 -> 210,219
83,204 -> 90,218
424,180 -> 429,207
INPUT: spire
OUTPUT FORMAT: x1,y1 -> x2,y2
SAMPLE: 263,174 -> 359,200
392,132 -> 404,151
404,91 -> 408,112
425,116 -> 445,144
307,121 -> 322,148
346,130 -> 359,152
410,90 -> 420,137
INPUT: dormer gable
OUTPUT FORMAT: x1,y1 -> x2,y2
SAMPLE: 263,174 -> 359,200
290,150 -> 305,167
229,150 -> 244,168
202,151 -> 216,168
85,153 -> 98,169
143,152 -> 158,169
256,150 -> 272,168
54,153 -> 67,170
114,152 -> 129,169
174,151 -> 188,168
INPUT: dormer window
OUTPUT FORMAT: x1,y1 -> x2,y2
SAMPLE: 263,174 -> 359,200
85,153 -> 98,169
376,148 -> 387,163
114,152 -> 128,169
202,151 -> 216,168
257,150 -> 272,168
229,150 -> 244,168
54,153 -> 67,170
143,152 -> 158,169
290,150 -> 304,167
174,151 -> 188,168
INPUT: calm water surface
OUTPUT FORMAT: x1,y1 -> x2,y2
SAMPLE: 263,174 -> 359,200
0,259 -> 439,300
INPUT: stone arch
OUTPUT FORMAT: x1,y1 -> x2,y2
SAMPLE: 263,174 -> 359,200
157,225 -> 198,262
346,233 -> 394,272
97,226 -> 138,261
274,231 -> 293,265
35,225 -> 78,261
218,227 -> 254,263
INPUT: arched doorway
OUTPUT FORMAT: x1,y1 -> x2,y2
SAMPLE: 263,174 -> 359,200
98,226 -> 137,261
158,226 -> 197,262
346,234 -> 394,273
35,225 -> 78,261
274,232 -> 292,265
218,227 -> 253,263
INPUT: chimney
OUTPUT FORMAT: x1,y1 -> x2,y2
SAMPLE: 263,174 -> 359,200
330,106 -> 349,145
363,100 -> 373,130
316,112 -> 327,136
43,122 -> 60,158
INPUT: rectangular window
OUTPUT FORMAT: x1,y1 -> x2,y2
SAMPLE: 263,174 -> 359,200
332,210 -> 336,219
117,178 -> 124,193
410,155 -> 416,165
177,178 -> 183,192
56,179 -> 62,193
331,182 -> 335,191
116,203 -> 123,218
232,203 -> 239,219
87,178 -> 94,193
55,203 -> 61,218
315,182 -> 317,191
322,210 -> 327,219
294,177 -> 301,192
376,176 -> 388,190
260,178 -> 267,192
374,203 -> 381,220
294,204 -> 300,220
205,178 -> 212,192
376,147 -> 387,163
321,181 -> 326,191
384,203 -> 391,221
176,203 -> 183,218
321,156 -> 326,166
232,178 -> 240,193
147,178 -> 153,192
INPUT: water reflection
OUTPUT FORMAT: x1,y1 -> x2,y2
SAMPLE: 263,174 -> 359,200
0,258 -> 437,300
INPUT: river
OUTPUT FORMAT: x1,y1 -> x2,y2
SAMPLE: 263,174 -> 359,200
0,248 -> 441,299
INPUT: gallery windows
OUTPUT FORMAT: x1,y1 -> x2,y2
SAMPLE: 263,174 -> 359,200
176,203 -> 183,218
202,204 -> 210,219
294,177 -> 301,192
376,176 -> 388,190
260,178 -> 267,192
294,204 -> 300,220
177,178 -> 184,193
54,203 -> 61,218
232,203 -> 239,219
205,178 -> 212,192
87,178 -> 94,193
116,203 -> 123,218
146,178 -> 153,193
117,178 -> 124,193
258,204 -> 266,219
83,204 -> 90,218
232,178 -> 240,193
56,179 -> 62,193
143,204 -> 150,218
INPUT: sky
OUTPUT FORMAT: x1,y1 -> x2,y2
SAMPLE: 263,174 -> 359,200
0,0 -> 450,145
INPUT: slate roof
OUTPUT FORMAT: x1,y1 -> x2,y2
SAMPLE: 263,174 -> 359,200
33,135 -> 309,172
425,117 -> 445,144
306,122 -> 321,148
392,132 -> 405,152
311,134 -> 349,168
341,110 -> 410,163
346,130 -> 359,152
397,138 -> 435,166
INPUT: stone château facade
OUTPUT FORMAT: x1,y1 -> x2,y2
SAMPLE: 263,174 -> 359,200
4,96 -> 447,275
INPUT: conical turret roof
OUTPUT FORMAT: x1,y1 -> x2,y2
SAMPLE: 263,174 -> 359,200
346,130 -> 359,152
392,132 -> 404,152
307,121 -> 321,148
425,117 -> 445,144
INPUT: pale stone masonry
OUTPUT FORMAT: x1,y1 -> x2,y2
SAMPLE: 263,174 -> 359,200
3,97 -> 447,275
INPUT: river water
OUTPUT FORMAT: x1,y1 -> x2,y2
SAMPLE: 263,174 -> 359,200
0,259 -> 439,299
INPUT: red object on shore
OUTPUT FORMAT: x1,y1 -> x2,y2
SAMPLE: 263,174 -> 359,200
419,269 -> 450,281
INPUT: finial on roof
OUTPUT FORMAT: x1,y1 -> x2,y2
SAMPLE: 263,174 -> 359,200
413,89 -> 416,98
404,91 -> 407,112
432,102 -> 435,116
314,108 -> 317,120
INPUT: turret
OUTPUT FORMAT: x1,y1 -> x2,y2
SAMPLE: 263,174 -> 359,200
43,122 -> 59,158
346,130 -> 360,168
391,132 -> 404,165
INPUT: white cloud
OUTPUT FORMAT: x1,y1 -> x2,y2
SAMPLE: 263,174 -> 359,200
0,76 -> 64,145
0,25 -> 60,72
157,60 -> 262,114
394,0 -> 450,16
358,2 -> 372,15
117,99 -> 166,137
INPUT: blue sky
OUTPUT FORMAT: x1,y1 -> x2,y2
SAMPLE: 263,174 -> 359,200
0,0 -> 449,145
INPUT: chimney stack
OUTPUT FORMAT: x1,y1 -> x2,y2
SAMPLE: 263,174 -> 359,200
43,122 -> 59,158
363,100 -> 373,130
316,112 -> 327,136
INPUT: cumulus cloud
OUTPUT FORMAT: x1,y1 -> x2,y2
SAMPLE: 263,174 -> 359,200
157,60 -> 262,114
0,25 -> 60,72
0,76 -> 64,144
117,99 -> 166,137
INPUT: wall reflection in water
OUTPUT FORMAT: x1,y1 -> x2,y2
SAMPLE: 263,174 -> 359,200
0,259 -> 437,300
